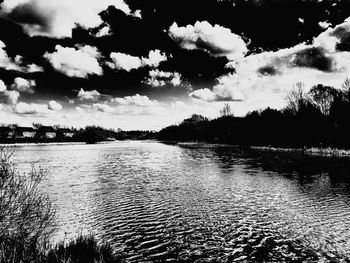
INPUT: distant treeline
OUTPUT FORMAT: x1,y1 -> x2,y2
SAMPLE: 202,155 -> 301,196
74,126 -> 156,143
0,124 -> 156,144
157,80 -> 350,149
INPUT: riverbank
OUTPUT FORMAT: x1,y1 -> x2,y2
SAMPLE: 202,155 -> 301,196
171,140 -> 350,157
251,146 -> 350,157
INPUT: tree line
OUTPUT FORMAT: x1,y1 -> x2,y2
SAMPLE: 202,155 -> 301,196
157,79 -> 350,149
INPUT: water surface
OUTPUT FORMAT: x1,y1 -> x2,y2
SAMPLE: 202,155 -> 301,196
11,141 -> 350,262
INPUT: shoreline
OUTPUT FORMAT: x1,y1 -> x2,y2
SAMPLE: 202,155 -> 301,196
167,140 -> 350,157
2,140 -> 350,157
249,146 -> 350,157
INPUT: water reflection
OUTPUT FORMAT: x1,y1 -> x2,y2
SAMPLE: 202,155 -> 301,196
11,142 -> 350,261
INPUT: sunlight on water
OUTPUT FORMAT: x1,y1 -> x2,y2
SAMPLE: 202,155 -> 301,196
11,141 -> 350,262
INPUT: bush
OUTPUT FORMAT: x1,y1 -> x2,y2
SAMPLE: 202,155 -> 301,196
0,147 -> 56,263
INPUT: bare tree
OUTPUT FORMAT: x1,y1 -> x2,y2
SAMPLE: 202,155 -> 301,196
0,148 -> 56,262
220,103 -> 233,117
341,77 -> 350,101
341,77 -> 350,91
285,82 -> 309,114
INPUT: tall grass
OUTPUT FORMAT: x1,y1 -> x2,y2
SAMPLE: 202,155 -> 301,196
0,147 -> 121,263
46,235 -> 122,263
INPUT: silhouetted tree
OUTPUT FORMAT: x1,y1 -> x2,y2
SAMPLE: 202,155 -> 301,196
308,84 -> 338,115
220,103 -> 233,117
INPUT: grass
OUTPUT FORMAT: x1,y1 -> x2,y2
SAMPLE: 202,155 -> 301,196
46,235 -> 122,263
0,234 -> 122,263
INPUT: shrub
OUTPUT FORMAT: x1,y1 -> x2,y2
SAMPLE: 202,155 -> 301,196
0,147 -> 56,263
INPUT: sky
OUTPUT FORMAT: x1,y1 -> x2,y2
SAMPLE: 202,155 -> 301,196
0,0 -> 350,130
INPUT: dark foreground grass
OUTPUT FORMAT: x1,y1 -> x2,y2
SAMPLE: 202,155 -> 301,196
46,235 -> 122,263
0,234 -> 122,263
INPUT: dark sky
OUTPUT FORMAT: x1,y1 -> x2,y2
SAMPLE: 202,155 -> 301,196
0,0 -> 349,130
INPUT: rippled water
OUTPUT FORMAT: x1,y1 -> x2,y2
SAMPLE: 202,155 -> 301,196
11,141 -> 350,262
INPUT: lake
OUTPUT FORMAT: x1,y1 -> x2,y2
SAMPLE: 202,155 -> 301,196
11,141 -> 350,262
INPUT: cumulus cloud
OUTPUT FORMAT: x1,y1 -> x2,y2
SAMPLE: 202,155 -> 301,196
190,73 -> 245,102
0,41 -> 43,72
44,45 -> 103,78
77,88 -> 101,102
190,16 -> 350,107
92,103 -> 115,113
48,100 -> 63,111
11,77 -> 36,94
112,94 -> 157,107
313,17 -> 350,52
15,100 -> 62,115
0,80 -> 20,105
0,80 -> 6,92
141,50 -> 168,68
168,21 -> 248,60
3,90 -> 20,105
1,0 -> 141,38
94,25 -> 112,37
107,49 -> 167,71
73,94 -> 160,116
319,21 -> 331,29
108,52 -> 143,72
15,102 -> 50,114
143,70 -> 184,87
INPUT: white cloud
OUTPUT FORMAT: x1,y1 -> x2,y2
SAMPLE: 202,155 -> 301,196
77,88 -> 101,102
141,50 -> 167,68
92,103 -> 115,113
44,45 -> 103,78
168,21 -> 248,60
144,70 -> 183,87
108,52 -> 143,72
313,17 -> 350,52
107,49 -> 167,71
0,79 -> 20,104
0,90 -> 20,105
319,21 -> 331,29
1,0 -> 141,38
190,16 -> 350,110
15,102 -> 50,114
15,100 -> 63,114
48,100 -> 63,111
94,25 -> 112,37
190,73 -> 245,102
190,88 -> 216,101
11,77 -> 35,94
0,80 -> 6,92
0,41 -> 43,72
112,94 -> 157,107
13,55 -> 44,72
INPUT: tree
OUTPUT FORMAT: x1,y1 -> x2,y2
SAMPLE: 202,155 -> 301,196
182,114 -> 209,124
341,77 -> 350,101
308,84 -> 338,115
0,148 -> 56,262
285,82 -> 309,114
220,103 -> 233,117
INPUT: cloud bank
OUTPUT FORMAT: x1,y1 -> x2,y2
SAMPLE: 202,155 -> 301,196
1,0 -> 140,38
